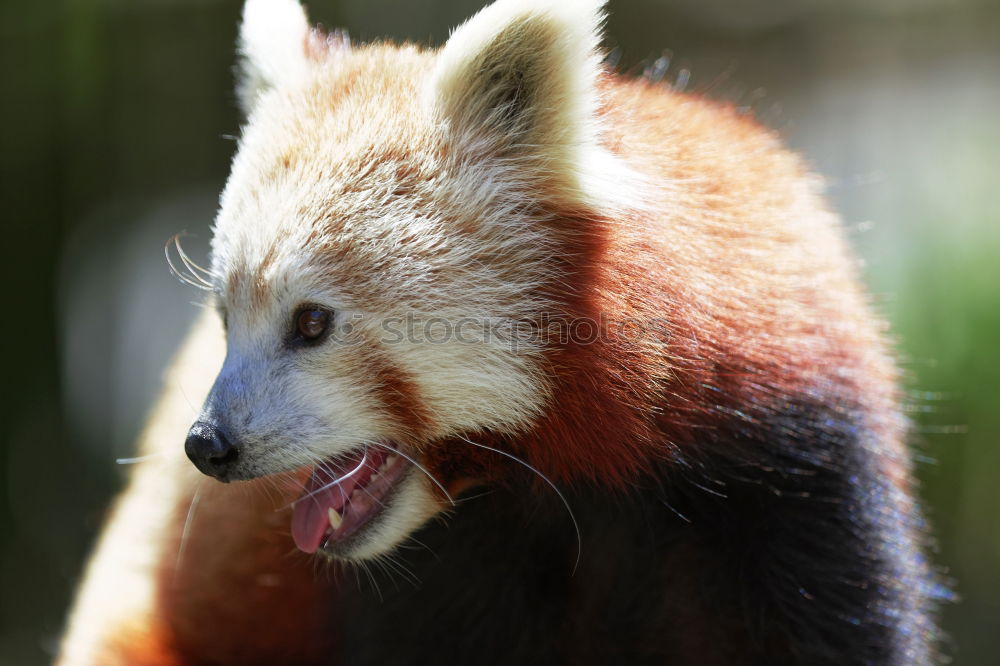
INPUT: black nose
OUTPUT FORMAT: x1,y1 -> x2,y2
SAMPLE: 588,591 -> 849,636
185,421 -> 239,480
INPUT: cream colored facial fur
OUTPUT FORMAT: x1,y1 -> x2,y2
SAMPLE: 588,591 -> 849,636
201,0 -> 632,558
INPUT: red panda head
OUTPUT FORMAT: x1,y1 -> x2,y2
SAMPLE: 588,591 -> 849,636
185,0 -> 642,560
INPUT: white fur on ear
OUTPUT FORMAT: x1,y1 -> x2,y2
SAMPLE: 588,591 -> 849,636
237,0 -> 312,115
430,0 -> 614,207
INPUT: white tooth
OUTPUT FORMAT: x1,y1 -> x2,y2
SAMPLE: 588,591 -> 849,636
327,507 -> 343,531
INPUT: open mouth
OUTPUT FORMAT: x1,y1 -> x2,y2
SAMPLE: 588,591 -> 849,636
291,444 -> 412,554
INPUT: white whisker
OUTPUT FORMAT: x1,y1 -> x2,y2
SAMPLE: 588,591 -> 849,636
367,440 -> 456,507
115,452 -> 167,465
174,234 -> 215,279
174,478 -> 204,584
457,435 -> 582,574
284,450 -> 370,510
165,233 -> 214,291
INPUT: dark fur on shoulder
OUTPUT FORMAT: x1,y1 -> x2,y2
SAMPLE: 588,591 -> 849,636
338,399 -> 947,665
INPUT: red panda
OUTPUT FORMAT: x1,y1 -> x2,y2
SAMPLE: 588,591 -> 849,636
59,0 -> 945,663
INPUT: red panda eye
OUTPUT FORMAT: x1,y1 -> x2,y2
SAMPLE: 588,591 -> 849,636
295,308 -> 330,341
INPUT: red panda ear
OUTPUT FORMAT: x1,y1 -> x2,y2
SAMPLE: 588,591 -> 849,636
236,0 -> 313,116
430,0 -> 614,208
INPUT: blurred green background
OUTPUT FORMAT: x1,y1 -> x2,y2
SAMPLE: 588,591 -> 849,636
1,0 -> 997,663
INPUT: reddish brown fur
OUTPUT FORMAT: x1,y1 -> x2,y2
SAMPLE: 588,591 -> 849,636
153,478 -> 341,664
424,75 -> 905,494
356,342 -> 436,444
250,242 -> 281,311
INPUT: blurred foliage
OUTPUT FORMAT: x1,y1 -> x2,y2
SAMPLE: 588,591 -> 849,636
0,0 -> 997,663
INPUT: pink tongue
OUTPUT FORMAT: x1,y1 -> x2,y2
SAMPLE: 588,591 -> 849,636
290,449 -> 383,553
